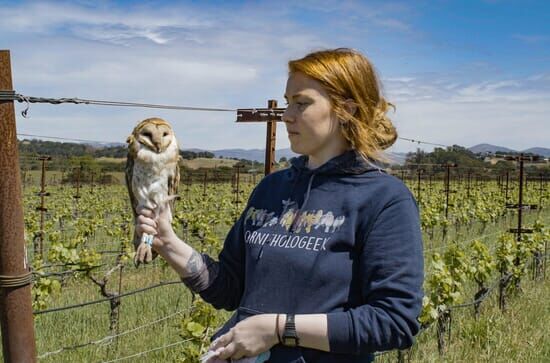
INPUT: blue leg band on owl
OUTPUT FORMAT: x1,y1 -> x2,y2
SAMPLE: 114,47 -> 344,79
144,234 -> 154,247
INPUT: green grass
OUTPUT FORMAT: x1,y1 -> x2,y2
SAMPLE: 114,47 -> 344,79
1,181 -> 548,362
29,209 -> 548,362
377,275 -> 550,363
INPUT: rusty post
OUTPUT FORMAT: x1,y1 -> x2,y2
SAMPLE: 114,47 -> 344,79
466,169 -> 472,199
36,156 -> 51,260
539,173 -> 544,208
72,164 -> 82,218
0,49 -> 37,362
90,171 -> 94,194
202,170 -> 208,197
516,156 -> 525,243
442,164 -> 457,220
233,164 -> 243,207
505,170 -> 510,202
74,165 -> 82,199
265,100 -> 277,176
235,100 -> 283,176
416,168 -> 422,203
445,166 -> 450,219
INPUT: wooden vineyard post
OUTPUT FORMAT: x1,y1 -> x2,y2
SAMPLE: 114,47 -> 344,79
202,170 -> 208,197
505,170 -> 510,203
539,173 -> 544,208
0,49 -> 37,362
72,164 -> 82,218
466,169 -> 472,199
416,168 -> 423,204
233,164 -> 244,207
35,156 -> 51,261
265,100 -> 277,176
90,171 -> 95,194
504,154 -> 538,291
236,99 -> 284,176
441,163 -> 457,238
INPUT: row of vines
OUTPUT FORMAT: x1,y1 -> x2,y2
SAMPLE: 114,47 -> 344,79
13,163 -> 550,362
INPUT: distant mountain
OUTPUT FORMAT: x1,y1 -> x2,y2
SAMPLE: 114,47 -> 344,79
523,147 -> 550,158
197,148 -> 408,165
86,142 -> 126,148
469,144 -> 550,157
208,148 -> 298,162
469,144 -> 515,154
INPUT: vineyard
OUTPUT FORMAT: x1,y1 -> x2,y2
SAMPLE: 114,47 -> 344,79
3,158 -> 548,362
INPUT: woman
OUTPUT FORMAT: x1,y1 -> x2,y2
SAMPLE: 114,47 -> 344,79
136,48 -> 424,362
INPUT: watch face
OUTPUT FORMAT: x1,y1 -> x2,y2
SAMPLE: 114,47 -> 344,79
283,337 -> 297,347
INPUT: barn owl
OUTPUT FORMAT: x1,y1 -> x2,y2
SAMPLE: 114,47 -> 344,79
125,117 -> 181,265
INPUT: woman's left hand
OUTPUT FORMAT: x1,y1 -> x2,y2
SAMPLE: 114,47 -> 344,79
209,314 -> 279,360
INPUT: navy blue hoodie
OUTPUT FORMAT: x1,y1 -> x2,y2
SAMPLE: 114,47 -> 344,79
186,149 -> 424,363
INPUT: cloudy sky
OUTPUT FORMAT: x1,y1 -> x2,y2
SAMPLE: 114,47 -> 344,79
1,0 -> 549,153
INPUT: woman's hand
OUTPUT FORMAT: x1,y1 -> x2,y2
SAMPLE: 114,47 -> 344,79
135,205 -> 177,250
209,314 -> 279,360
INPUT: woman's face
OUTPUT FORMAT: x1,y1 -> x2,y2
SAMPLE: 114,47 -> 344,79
283,72 -> 349,168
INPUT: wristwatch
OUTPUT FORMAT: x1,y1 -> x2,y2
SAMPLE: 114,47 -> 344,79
281,314 -> 300,347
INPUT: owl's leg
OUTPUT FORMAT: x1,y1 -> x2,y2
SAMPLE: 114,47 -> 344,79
134,202 -> 156,266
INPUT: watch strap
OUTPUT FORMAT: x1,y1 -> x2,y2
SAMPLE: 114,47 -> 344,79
282,314 -> 299,347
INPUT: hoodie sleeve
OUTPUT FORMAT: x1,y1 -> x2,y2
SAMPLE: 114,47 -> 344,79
326,195 -> 424,354
193,212 -> 247,311
182,186 -> 259,311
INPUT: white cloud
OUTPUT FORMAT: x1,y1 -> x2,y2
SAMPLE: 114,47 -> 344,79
2,1 -> 548,154
385,72 -> 550,152
0,1 -> 210,44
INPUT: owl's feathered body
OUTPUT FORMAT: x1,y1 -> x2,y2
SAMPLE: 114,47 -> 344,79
125,118 -> 181,264
130,139 -> 179,211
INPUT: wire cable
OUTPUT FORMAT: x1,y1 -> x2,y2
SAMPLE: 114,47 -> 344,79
37,307 -> 192,359
99,338 -> 193,363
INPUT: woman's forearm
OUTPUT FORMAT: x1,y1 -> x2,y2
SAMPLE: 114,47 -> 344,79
276,313 -> 330,352
156,234 -> 207,279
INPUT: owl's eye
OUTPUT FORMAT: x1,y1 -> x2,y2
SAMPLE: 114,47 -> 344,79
163,132 -> 168,137
143,132 -> 152,138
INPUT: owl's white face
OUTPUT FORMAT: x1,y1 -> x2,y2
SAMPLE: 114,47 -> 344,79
137,124 -> 174,153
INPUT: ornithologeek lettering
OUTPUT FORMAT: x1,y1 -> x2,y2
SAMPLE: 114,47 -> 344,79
244,230 -> 329,252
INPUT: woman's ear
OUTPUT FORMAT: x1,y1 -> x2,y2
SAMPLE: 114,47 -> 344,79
343,99 -> 357,118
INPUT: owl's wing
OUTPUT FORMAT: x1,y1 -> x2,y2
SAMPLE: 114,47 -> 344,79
125,155 -> 138,220
168,156 -> 181,211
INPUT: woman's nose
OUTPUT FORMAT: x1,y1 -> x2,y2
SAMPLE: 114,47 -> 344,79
282,106 -> 294,123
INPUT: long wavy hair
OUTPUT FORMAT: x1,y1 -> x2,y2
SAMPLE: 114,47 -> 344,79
288,48 -> 397,164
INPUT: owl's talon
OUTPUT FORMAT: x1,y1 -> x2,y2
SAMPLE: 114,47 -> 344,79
134,243 -> 153,267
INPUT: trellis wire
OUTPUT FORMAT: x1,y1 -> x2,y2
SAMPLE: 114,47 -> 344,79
99,338 -> 194,363
37,306 -> 192,359
33,280 -> 182,315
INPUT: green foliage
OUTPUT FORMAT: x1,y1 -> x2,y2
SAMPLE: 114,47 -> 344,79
179,297 -> 226,362
467,240 -> 495,287
419,253 -> 463,326
17,170 -> 548,361
32,276 -> 62,311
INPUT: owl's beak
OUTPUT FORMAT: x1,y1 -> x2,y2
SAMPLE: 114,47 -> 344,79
153,143 -> 162,153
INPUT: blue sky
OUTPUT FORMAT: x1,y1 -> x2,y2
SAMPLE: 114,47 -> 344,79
0,0 -> 548,153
